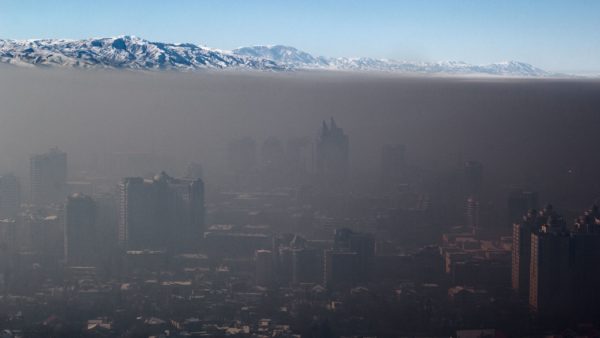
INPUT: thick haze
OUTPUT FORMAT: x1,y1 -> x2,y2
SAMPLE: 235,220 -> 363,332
1,65 -> 599,207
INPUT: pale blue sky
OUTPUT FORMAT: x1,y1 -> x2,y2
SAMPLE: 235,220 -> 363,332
0,0 -> 598,72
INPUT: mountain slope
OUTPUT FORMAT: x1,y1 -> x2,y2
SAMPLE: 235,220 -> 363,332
232,45 -> 322,67
0,36 -> 549,76
0,36 -> 283,70
232,45 -> 549,76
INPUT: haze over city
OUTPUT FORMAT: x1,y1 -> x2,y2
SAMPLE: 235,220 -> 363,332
0,1 -> 599,337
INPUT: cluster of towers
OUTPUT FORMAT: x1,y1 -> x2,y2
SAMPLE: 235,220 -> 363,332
256,228 -> 376,289
1,147 -> 207,267
512,205 -> 600,318
225,117 -> 351,190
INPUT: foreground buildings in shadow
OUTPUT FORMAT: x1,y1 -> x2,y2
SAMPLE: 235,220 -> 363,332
512,205 -> 600,319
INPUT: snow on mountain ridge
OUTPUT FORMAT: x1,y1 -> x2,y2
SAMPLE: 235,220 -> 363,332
232,45 -> 548,76
0,36 -> 549,76
232,45 -> 321,67
0,35 -> 283,70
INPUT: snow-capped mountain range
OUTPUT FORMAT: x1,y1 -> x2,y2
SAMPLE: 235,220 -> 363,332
0,35 -> 551,77
232,45 -> 549,76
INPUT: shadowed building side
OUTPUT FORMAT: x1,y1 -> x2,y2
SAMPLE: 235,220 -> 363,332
118,173 -> 204,252
64,193 -> 97,266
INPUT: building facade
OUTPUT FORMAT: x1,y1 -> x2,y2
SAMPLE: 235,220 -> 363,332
30,148 -> 67,205
65,193 -> 97,266
118,172 -> 204,252
0,174 -> 20,219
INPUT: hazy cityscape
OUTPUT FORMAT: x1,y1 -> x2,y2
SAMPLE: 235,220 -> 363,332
1,1 -> 600,338
0,67 -> 598,338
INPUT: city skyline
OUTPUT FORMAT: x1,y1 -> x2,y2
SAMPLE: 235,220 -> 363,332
0,3 -> 599,335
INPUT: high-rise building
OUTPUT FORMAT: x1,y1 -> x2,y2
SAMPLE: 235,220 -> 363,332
0,218 -> 16,255
512,221 -> 532,299
529,221 -> 571,316
465,196 -> 480,228
26,213 -> 63,260
380,144 -> 406,191
255,249 -> 274,287
118,172 -> 204,252
333,228 -> 375,283
513,204 -> 600,317
0,174 -> 20,219
292,247 -> 321,284
118,177 -> 153,250
277,246 -> 294,285
30,147 -> 67,205
324,250 -> 358,288
571,206 -> 600,318
511,206 -> 554,299
315,118 -> 349,187
159,172 -> 205,251
93,192 -> 119,260
64,193 -> 97,266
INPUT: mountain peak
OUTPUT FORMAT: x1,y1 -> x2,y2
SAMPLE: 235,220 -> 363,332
233,45 -> 320,66
0,36 -> 283,70
0,36 -> 550,77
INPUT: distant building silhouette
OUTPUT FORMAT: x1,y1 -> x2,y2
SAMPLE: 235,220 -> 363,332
26,213 -> 63,260
255,249 -> 274,287
315,118 -> 349,188
30,147 -> 67,205
465,196 -> 480,228
329,228 -> 375,285
324,250 -> 358,288
118,172 -> 204,252
292,247 -> 321,284
0,174 -> 20,219
64,193 -> 97,266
